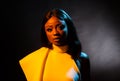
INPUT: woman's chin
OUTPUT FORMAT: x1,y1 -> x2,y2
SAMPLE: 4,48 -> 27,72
53,42 -> 66,46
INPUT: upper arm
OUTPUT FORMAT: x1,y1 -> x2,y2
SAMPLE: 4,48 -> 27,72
79,52 -> 91,81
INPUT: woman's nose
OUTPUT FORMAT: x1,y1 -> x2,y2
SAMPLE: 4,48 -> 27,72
53,28 -> 59,36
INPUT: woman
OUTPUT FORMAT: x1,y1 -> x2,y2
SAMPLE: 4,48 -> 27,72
19,8 -> 90,81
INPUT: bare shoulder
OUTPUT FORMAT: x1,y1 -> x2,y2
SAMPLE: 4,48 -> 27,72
80,52 -> 89,60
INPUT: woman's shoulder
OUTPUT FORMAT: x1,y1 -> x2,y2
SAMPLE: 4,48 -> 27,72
80,52 -> 89,60
19,47 -> 49,63
75,52 -> 90,71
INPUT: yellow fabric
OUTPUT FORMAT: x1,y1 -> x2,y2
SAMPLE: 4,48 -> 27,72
19,47 -> 49,81
43,45 -> 80,81
19,46 -> 80,81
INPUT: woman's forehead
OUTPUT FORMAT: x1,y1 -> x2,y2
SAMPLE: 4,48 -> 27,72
45,16 -> 65,26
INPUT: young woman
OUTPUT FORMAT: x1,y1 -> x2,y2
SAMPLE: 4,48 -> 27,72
19,8 -> 90,81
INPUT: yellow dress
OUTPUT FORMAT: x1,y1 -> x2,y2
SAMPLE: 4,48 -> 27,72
19,44 -> 80,81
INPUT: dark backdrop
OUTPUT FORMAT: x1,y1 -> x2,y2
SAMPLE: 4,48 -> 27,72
2,0 -> 120,81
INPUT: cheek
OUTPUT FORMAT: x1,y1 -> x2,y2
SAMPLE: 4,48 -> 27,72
60,29 -> 68,38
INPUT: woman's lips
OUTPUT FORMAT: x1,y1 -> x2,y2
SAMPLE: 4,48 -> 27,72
53,38 -> 61,42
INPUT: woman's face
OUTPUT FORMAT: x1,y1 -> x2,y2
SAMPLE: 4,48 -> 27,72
45,16 -> 68,46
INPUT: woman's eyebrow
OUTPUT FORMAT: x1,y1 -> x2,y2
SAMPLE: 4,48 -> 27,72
45,25 -> 53,28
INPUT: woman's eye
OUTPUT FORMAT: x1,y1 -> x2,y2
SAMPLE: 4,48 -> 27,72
58,25 -> 65,30
47,28 -> 52,32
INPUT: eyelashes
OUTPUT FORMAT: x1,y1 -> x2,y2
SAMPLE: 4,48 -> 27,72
46,28 -> 52,32
46,25 -> 65,32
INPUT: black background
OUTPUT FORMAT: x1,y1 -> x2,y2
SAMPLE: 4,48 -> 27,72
2,0 -> 120,81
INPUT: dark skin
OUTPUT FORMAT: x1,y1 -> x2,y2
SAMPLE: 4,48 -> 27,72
45,16 -> 68,46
